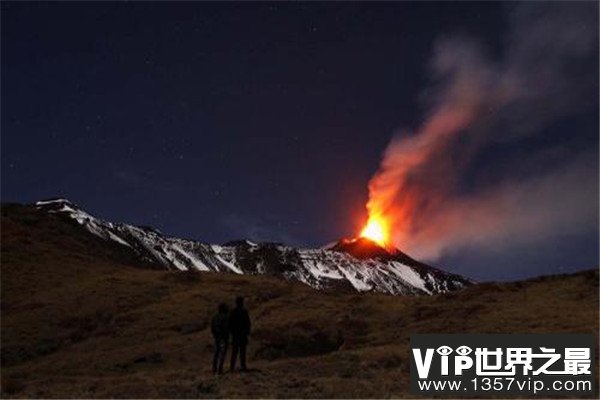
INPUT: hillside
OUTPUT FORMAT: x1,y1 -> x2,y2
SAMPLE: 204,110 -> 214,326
30,199 -> 471,296
1,203 -> 598,398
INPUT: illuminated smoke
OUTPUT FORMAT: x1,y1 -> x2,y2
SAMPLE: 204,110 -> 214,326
365,3 -> 598,260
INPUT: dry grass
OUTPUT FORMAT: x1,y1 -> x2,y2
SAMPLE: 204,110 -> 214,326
1,204 -> 598,398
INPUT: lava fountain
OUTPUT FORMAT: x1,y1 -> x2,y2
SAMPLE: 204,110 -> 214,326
359,215 -> 389,248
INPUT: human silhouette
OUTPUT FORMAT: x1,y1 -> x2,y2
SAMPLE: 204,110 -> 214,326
210,303 -> 229,375
229,296 -> 251,372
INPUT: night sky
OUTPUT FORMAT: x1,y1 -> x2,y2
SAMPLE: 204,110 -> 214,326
2,2 -> 598,281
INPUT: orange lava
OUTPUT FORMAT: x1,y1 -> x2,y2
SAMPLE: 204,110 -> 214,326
359,216 -> 389,248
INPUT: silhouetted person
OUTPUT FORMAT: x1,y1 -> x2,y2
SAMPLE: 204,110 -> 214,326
211,303 -> 229,375
229,296 -> 251,372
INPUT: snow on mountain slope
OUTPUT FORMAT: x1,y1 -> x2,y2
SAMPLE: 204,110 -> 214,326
35,198 -> 472,295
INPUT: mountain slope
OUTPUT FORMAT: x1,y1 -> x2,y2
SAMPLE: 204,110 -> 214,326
32,199 -> 471,295
0,204 -> 597,398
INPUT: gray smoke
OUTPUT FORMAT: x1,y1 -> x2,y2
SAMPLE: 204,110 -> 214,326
366,3 -> 598,260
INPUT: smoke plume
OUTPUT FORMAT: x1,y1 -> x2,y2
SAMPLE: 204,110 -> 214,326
366,3 -> 598,260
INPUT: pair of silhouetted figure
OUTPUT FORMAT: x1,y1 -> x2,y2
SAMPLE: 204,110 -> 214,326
210,296 -> 251,375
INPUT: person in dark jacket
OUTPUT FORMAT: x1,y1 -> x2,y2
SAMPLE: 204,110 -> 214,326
229,296 -> 251,372
211,303 -> 229,375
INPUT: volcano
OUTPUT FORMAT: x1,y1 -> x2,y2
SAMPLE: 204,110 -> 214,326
18,199 -> 472,295
330,237 -> 393,259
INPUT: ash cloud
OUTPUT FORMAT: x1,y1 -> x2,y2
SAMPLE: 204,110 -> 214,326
367,3 -> 598,261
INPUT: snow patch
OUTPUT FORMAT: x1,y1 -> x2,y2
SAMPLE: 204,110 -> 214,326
388,262 -> 431,294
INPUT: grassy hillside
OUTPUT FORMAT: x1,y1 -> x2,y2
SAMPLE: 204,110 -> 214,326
1,204 -> 598,398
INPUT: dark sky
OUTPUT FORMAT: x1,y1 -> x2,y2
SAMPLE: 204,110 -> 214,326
2,2 -> 597,281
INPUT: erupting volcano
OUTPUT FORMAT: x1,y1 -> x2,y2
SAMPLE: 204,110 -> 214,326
30,198 -> 473,296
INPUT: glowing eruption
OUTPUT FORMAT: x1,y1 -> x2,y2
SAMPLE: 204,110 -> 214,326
360,216 -> 389,247
359,3 -> 596,261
